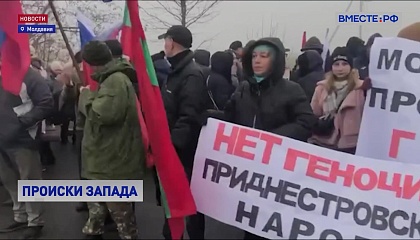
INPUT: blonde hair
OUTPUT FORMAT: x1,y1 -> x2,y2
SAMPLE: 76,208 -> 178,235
324,69 -> 359,93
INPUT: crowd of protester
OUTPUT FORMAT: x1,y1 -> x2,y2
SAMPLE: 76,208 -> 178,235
1,21 -> 420,239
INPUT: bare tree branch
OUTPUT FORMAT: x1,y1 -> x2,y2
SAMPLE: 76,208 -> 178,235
185,1 -> 200,16
156,1 -> 183,23
194,31 -> 221,50
140,6 -> 173,30
22,0 -> 122,63
247,17 -> 280,40
185,1 -> 219,27
141,0 -> 220,30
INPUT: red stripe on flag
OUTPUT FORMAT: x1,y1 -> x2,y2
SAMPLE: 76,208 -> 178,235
125,1 -> 196,239
0,1 -> 30,95
121,25 -> 132,57
82,61 -> 98,90
301,31 -> 307,49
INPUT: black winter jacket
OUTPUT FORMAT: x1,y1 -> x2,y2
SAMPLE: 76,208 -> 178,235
194,49 -> 210,67
206,51 -> 235,110
219,38 -> 316,142
194,49 -> 211,80
0,68 -> 54,149
296,50 -> 325,100
161,50 -> 207,172
354,33 -> 382,80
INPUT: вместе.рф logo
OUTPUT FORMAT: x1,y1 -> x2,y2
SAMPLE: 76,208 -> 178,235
337,13 -> 399,24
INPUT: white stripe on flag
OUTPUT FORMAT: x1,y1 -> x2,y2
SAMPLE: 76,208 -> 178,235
76,10 -> 95,37
95,21 -> 123,41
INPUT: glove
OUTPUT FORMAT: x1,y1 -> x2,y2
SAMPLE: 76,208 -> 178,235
198,110 -> 224,126
361,77 -> 372,91
198,110 -> 211,126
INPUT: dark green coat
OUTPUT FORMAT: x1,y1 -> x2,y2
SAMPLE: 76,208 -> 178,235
79,60 -> 145,180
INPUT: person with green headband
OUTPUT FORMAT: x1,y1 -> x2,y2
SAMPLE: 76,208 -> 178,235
201,37 -> 316,239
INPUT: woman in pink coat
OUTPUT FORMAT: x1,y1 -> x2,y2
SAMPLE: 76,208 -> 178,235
309,47 -> 365,154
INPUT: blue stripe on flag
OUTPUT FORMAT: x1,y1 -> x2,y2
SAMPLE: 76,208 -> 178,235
0,28 -> 6,48
77,21 -> 95,47
76,10 -> 96,48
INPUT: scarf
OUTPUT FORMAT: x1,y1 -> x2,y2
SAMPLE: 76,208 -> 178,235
323,81 -> 349,115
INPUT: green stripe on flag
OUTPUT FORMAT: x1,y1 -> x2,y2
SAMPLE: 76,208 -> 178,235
157,172 -> 171,218
141,40 -> 159,86
123,5 -> 131,27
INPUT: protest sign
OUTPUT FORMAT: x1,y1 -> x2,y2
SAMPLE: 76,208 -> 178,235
191,118 -> 420,239
356,37 -> 420,163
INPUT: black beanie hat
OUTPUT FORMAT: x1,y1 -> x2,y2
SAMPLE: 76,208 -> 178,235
105,39 -> 123,57
82,40 -> 113,66
330,47 -> 353,68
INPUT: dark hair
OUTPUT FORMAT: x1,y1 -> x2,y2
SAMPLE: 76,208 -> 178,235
105,39 -> 123,58
30,57 -> 43,70
75,51 -> 82,64
229,40 -> 243,50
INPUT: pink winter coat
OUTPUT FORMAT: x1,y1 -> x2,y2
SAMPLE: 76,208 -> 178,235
310,79 -> 365,149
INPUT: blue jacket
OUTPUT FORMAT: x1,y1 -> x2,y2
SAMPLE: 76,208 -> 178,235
153,59 -> 170,89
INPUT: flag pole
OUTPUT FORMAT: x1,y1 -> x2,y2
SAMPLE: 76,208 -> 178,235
48,0 -> 83,82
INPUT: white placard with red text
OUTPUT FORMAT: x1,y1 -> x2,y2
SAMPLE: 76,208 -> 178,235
356,37 -> 420,163
191,118 -> 420,239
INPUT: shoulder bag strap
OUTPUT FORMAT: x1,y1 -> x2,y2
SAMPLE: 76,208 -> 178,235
206,76 -> 219,110
334,90 -> 350,114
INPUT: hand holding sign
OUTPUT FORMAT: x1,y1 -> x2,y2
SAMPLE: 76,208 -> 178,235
191,119 -> 420,239
356,37 -> 420,164
361,77 -> 372,91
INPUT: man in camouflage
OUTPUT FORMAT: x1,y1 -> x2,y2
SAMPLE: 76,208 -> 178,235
75,40 -> 145,239
83,202 -> 137,237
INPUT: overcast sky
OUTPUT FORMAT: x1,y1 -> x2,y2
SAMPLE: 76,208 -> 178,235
89,1 -> 420,56
136,1 -> 419,56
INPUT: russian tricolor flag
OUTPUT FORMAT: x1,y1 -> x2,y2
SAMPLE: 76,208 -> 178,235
95,21 -> 123,41
76,10 -> 97,89
76,9 -> 122,89
0,1 -> 31,95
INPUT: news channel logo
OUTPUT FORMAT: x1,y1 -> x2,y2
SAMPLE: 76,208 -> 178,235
337,13 -> 399,24
18,25 -> 56,34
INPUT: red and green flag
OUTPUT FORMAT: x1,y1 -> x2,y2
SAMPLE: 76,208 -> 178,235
121,1 -> 197,239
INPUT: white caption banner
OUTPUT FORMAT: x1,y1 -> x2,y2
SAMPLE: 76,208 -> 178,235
18,180 -> 143,202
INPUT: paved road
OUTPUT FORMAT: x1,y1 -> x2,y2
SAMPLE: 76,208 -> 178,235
0,143 -> 243,239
